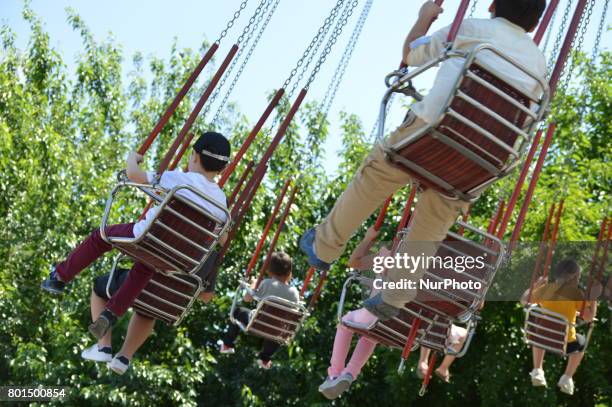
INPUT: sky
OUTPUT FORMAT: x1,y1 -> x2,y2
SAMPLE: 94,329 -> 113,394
3,0 -> 610,175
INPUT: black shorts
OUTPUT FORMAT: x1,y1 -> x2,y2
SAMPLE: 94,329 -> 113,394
93,251 -> 220,300
566,334 -> 586,354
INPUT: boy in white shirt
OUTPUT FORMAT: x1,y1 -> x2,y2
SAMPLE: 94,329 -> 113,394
42,131 -> 230,339
300,0 -> 547,319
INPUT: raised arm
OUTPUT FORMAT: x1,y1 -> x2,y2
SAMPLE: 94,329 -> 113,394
402,1 -> 444,65
126,152 -> 148,184
348,227 -> 380,269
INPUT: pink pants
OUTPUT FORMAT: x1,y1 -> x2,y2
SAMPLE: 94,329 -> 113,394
55,223 -> 154,317
328,310 -> 378,379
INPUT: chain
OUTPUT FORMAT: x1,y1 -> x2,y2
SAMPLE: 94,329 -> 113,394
591,0 -> 608,61
559,0 -> 594,93
468,0 -> 479,18
542,1 -> 560,54
306,0 -> 360,89
216,0 -> 250,44
546,0 -> 573,75
321,0 -> 373,116
209,0 -> 281,125
281,0 -> 348,91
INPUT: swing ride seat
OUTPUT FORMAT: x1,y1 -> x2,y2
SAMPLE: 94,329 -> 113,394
100,178 -> 230,275
230,281 -> 309,345
418,314 -> 478,357
409,221 -> 504,321
380,43 -> 550,201
523,305 -> 571,356
105,256 -> 208,325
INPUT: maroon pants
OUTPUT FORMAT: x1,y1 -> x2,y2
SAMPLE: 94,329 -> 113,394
55,223 -> 154,317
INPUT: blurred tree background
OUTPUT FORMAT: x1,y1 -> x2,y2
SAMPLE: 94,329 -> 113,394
0,5 -> 610,407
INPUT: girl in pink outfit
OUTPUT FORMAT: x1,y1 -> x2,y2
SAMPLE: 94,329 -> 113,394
319,227 -> 388,400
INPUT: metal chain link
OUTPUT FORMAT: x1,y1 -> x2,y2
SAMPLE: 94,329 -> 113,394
321,0 -> 373,116
591,0 -> 608,61
542,1 -> 560,54
468,0 -> 479,18
211,0 -> 282,126
306,0 -> 360,89
216,0 -> 250,44
546,0 -> 574,75
202,0 -> 276,123
559,0 -> 594,93
281,0 -> 348,90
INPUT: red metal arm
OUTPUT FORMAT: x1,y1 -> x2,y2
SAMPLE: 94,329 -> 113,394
218,88 -> 286,187
374,196 -> 393,231
446,0 -> 471,43
542,200 -> 564,278
227,161 -> 254,208
137,44 -> 219,156
534,0 -> 561,46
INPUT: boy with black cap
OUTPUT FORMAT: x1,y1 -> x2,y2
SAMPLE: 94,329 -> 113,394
41,131 -> 231,340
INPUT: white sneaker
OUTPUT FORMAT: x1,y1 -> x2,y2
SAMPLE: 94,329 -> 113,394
108,355 -> 130,375
557,375 -> 575,395
81,344 -> 112,363
530,368 -> 547,387
219,343 -> 235,354
318,372 -> 354,400
257,359 -> 272,370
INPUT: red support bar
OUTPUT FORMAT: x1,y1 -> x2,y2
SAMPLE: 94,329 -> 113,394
496,130 -> 543,239
581,217 -> 609,316
396,186 -> 417,234
231,88 -> 308,214
300,266 -> 316,297
227,161 -> 254,208
420,352 -> 438,395
218,88 -> 286,187
542,200 -> 564,278
244,179 -> 291,279
255,184 -> 299,287
216,165 -> 268,264
548,0 -> 589,96
510,124 -> 556,244
534,0 -> 561,45
401,318 -> 421,361
309,270 -> 328,308
230,158 -> 267,220
447,0 -> 471,43
526,202 -> 556,304
157,44 -> 240,174
488,200 -> 505,235
399,0 -> 445,69
374,196 -> 393,231
137,43 -> 219,156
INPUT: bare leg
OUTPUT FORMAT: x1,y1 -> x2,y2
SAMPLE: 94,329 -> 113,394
117,313 -> 155,360
532,346 -> 545,370
90,290 -> 112,347
417,347 -> 430,376
563,352 -> 584,378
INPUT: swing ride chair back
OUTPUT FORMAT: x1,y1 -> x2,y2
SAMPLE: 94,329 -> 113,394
100,178 -> 231,275
523,304 -> 594,357
337,221 -> 502,354
379,43 -> 550,202
523,305 -> 571,356
230,280 -> 309,345
105,255 -> 206,325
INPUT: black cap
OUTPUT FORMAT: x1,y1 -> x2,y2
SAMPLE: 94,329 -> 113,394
193,132 -> 231,162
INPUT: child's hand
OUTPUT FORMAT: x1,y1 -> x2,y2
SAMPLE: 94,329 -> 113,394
419,1 -> 443,21
364,226 -> 380,242
128,151 -> 144,165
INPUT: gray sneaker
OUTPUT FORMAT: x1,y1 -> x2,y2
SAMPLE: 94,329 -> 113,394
318,372 -> 354,400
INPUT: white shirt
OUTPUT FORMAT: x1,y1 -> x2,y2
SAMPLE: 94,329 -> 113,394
132,170 -> 227,237
407,18 -> 547,124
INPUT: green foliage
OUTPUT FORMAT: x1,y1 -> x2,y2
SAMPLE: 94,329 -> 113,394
0,5 -> 609,406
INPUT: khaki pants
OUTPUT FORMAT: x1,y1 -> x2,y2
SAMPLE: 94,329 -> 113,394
314,113 -> 470,308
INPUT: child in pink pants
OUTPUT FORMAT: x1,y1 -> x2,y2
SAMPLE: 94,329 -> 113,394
319,227 -> 387,400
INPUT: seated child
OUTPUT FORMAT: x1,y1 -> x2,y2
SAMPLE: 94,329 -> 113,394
220,251 -> 300,370
81,249 -> 221,374
41,131 -> 230,340
520,259 -> 598,395
318,227 -> 386,400
416,324 -> 468,383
